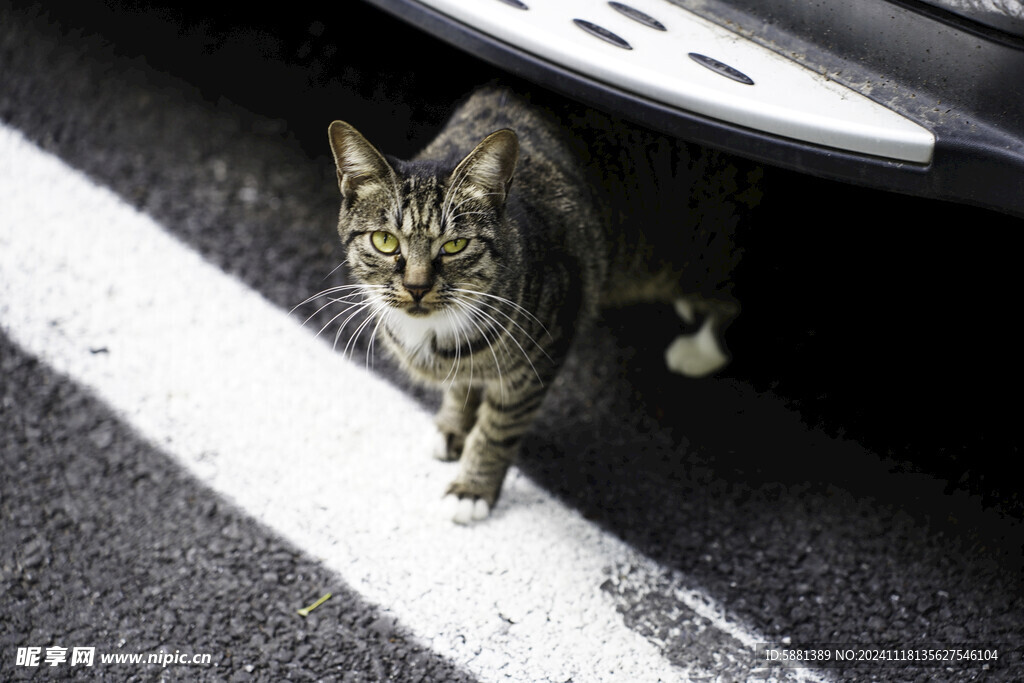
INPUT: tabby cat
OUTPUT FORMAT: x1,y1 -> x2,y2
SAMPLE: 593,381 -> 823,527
325,85 -> 760,524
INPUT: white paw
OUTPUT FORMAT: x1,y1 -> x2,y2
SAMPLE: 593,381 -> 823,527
432,431 -> 451,461
441,494 -> 491,525
665,317 -> 728,377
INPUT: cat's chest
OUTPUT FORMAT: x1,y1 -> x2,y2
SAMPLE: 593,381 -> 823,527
382,309 -> 471,374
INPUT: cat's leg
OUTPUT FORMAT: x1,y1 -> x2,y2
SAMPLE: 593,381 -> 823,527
433,384 -> 482,462
665,295 -> 737,377
443,380 -> 545,524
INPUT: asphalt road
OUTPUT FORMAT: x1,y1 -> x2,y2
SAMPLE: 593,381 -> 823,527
1,1 -> 1022,681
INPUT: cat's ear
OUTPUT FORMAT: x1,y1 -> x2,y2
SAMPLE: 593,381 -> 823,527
450,129 -> 519,204
328,121 -> 396,202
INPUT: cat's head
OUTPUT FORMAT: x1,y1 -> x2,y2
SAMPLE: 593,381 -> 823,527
327,121 -> 519,354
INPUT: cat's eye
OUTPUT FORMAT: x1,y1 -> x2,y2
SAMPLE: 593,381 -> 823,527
441,238 -> 469,255
371,231 -> 399,254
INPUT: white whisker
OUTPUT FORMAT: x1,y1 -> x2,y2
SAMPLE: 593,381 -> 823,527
454,296 -> 544,387
321,258 -> 350,281
441,308 -> 463,388
299,290 -> 373,328
454,299 -> 516,364
454,292 -> 551,363
451,298 -> 507,405
365,303 -> 390,370
444,303 -> 477,399
344,299 -> 387,361
450,286 -> 551,338
327,301 -> 373,350
291,283 -> 385,314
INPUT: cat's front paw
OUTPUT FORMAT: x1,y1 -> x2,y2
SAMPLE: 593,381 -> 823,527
432,429 -> 466,462
441,493 -> 491,524
442,480 -> 499,524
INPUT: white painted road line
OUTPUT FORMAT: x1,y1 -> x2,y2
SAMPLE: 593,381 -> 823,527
0,124 -> 830,682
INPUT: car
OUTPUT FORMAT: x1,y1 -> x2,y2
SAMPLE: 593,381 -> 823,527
362,0 -> 1024,218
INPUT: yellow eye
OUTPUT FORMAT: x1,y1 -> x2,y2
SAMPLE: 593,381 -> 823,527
441,238 -> 468,255
371,231 -> 399,254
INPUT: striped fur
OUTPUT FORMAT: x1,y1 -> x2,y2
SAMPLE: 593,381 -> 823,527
328,86 -> 760,522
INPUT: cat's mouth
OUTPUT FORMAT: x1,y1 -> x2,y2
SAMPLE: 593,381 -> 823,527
403,302 -> 434,317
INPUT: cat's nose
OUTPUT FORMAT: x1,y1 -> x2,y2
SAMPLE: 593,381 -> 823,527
404,282 -> 431,302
